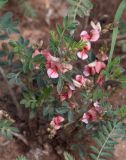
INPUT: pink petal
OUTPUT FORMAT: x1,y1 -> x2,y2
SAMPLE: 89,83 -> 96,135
88,109 -> 97,121
32,49 -> 41,58
95,61 -> 106,74
90,29 -> 100,42
54,125 -> 61,130
69,83 -> 75,91
76,75 -> 85,84
90,67 -> 96,75
93,101 -> 101,112
93,101 -> 99,108
80,31 -> 90,41
50,116 -> 64,130
67,90 -> 73,99
77,51 -> 88,60
72,79 -> 82,88
85,41 -> 91,51
91,21 -> 101,32
47,68 -> 59,78
83,66 -> 90,77
57,116 -> 65,122
59,93 -> 67,101
97,74 -> 104,86
81,113 -> 89,124
88,61 -> 96,67
101,54 -> 108,61
50,55 -> 60,62
62,63 -> 73,73
42,50 -> 60,62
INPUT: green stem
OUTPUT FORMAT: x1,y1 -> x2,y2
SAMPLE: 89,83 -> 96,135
96,124 -> 116,160
106,0 -> 126,78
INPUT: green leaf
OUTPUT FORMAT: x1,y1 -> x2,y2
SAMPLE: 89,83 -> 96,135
56,24 -> 63,36
0,12 -> 18,34
90,121 -> 126,160
0,0 -> 8,8
67,0 -> 93,23
17,0 -> 36,18
90,153 -> 97,160
0,120 -> 19,139
64,152 -> 75,160
68,110 -> 74,122
106,0 -> 126,76
16,155 -> 27,160
56,107 -> 69,114
90,146 -> 99,154
57,77 -> 64,94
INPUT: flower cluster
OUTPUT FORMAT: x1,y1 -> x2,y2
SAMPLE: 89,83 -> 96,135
32,49 -> 72,78
83,60 -> 106,86
81,101 -> 102,124
32,21 -> 108,132
77,21 -> 101,60
50,115 -> 64,130
48,116 -> 64,138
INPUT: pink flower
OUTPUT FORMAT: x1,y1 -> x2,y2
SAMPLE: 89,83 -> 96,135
77,50 -> 88,60
97,74 -> 104,86
88,108 -> 97,121
42,51 -> 72,78
81,109 -> 97,124
90,21 -> 101,33
83,64 -> 96,77
50,116 -> 64,130
46,61 -> 73,79
68,83 -> 76,91
80,31 -> 90,41
77,41 -> 91,60
93,101 -> 101,113
83,61 -> 106,77
101,54 -> 108,61
46,61 -> 59,78
95,61 -> 106,74
59,84 -> 75,102
81,113 -> 89,124
41,50 -> 60,62
90,29 -> 100,42
97,52 -> 108,62
72,75 -> 90,88
80,21 -> 101,43
81,101 -> 102,124
47,68 -> 59,78
32,49 -> 41,58
80,29 -> 100,42
61,63 -> 73,73
59,90 -> 73,102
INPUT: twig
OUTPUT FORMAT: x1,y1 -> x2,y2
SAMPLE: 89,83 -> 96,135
0,132 -> 29,146
0,140 -> 10,147
12,132 -> 29,146
98,34 -> 126,43
0,67 -> 23,119
83,16 -> 89,30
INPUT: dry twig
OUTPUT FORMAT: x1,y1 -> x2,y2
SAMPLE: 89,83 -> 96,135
0,67 -> 23,119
